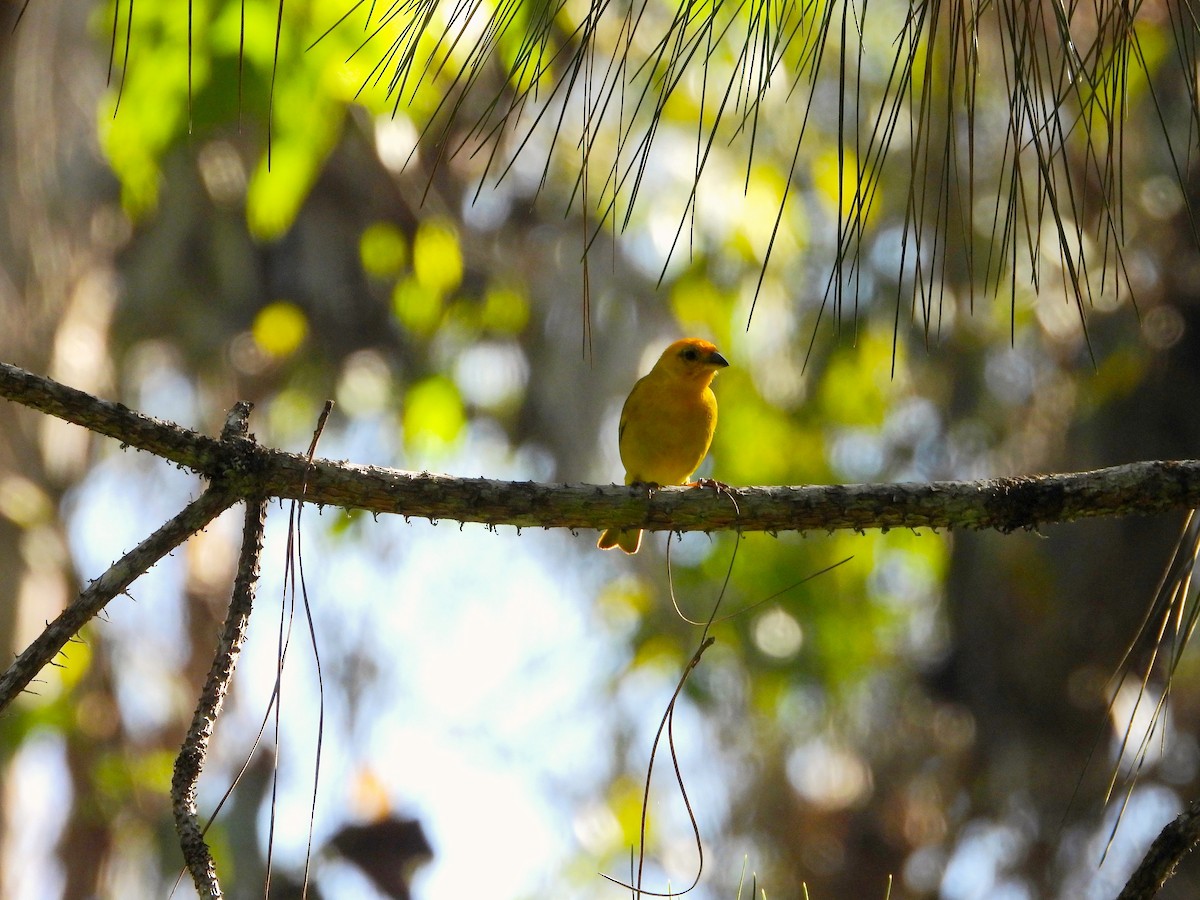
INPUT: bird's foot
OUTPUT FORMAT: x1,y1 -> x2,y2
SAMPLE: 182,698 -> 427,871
690,477 -> 732,494
629,480 -> 661,500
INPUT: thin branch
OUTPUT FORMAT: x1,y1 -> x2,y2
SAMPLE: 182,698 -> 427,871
1118,798 -> 1200,900
0,401 -> 252,714
0,486 -> 237,712
171,406 -> 260,899
172,496 -> 267,900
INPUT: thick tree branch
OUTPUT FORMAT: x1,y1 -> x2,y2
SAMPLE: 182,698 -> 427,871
4,360 -> 1200,537
256,456 -> 1200,533
0,360 -> 233,472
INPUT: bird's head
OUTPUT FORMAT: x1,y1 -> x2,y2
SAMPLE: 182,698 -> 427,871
659,338 -> 730,381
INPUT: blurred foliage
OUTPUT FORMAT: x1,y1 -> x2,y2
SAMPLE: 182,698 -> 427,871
252,300 -> 309,357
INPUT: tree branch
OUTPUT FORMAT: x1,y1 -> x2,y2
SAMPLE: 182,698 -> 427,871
1118,799 -> 1200,899
172,496 -> 267,900
0,360 -> 233,473
0,399 -> 253,713
0,486 -> 236,711
4,360 -> 1200,537
252,456 -> 1200,534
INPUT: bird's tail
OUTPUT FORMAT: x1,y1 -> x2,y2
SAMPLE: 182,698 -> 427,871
597,527 -> 642,554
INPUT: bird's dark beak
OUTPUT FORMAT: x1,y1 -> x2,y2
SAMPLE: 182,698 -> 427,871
709,350 -> 730,368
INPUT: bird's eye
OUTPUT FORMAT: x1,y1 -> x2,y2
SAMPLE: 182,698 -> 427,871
682,348 -> 699,361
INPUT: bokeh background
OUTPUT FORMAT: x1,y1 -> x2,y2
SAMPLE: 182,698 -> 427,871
3,0 -> 1200,898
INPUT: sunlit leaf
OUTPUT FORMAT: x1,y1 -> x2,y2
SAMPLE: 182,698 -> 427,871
403,375 -> 465,450
413,220 -> 463,296
818,330 -> 904,428
670,276 -> 731,344
392,277 -> 444,336
252,301 -> 309,357
481,285 -> 530,335
360,222 -> 409,278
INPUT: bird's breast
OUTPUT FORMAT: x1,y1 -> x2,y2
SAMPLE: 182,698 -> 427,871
618,384 -> 717,485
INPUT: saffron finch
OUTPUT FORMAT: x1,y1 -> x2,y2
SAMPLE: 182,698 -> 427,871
598,337 -> 729,554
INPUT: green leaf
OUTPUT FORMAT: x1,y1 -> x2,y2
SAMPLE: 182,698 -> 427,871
403,376 -> 465,452
360,222 -> 409,278
412,220 -> 463,296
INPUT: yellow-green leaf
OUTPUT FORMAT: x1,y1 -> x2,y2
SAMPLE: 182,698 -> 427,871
392,277 -> 443,336
403,376 -> 465,450
252,301 -> 308,358
412,220 -> 463,295
360,222 -> 409,278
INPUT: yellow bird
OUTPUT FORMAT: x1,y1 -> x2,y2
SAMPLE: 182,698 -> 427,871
598,337 -> 729,554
